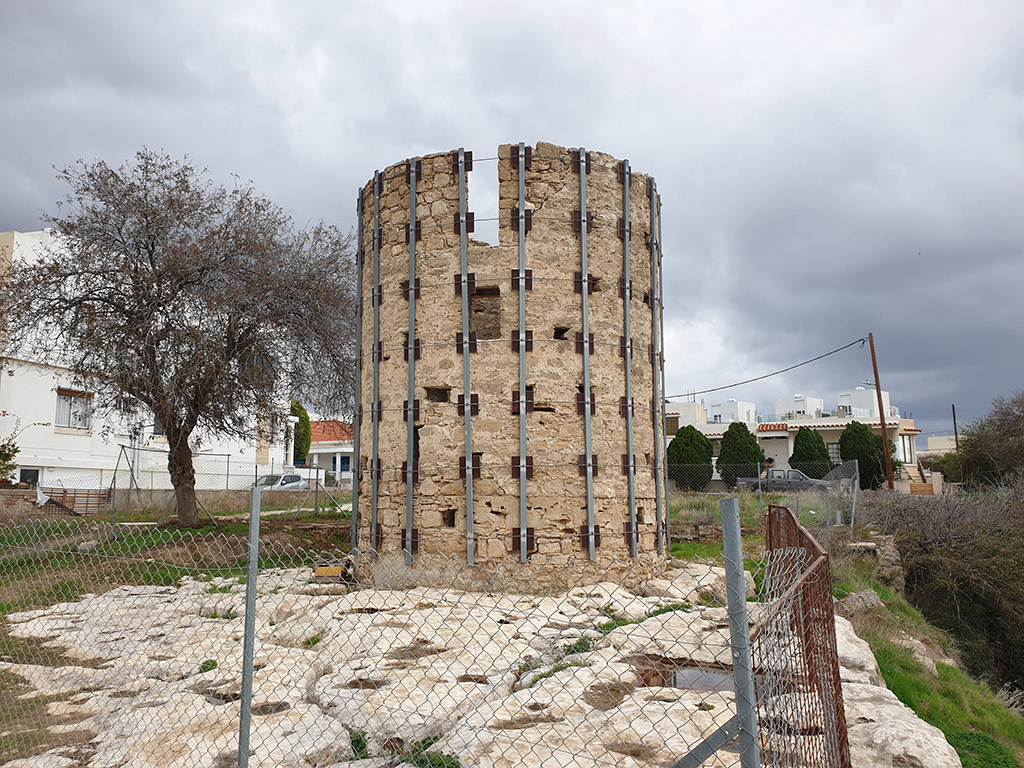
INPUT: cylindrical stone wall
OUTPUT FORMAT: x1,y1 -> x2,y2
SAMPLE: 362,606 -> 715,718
354,142 -> 667,568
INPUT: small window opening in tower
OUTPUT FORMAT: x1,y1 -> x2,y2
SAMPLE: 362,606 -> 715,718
469,286 -> 501,339
553,327 -> 569,341
425,387 -> 450,403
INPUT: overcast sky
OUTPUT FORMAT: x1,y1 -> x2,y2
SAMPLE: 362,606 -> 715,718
3,0 -> 1021,442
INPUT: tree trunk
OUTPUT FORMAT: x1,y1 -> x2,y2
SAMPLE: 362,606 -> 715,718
166,435 -> 200,528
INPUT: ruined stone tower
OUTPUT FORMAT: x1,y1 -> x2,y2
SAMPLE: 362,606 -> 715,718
352,142 -> 667,567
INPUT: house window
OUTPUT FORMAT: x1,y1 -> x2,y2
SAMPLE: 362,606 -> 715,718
827,443 -> 841,463
331,456 -> 352,473
55,389 -> 91,430
19,468 -> 40,486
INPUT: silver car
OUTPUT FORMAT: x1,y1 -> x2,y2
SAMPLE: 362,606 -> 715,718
255,474 -> 310,490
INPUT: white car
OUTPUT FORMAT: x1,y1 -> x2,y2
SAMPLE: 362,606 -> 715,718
255,474 -> 310,490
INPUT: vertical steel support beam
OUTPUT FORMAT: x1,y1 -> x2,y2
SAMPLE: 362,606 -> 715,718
516,142 -> 529,563
370,172 -> 382,558
351,189 -> 364,551
578,147 -> 596,562
656,193 -> 670,550
404,161 -> 418,565
621,161 -> 638,557
649,180 -> 665,555
457,148 -> 475,565
720,497 -> 762,768
237,485 -> 262,768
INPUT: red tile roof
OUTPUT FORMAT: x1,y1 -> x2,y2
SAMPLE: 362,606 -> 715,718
757,422 -> 788,432
310,420 -> 353,443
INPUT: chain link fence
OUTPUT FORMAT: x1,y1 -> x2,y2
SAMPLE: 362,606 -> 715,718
669,461 -> 861,543
0,496 -> 848,767
27,446 -> 351,522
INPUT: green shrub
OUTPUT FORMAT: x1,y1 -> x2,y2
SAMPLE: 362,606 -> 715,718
840,421 -> 887,489
667,425 -> 714,491
291,400 -> 311,463
716,422 -> 765,488
789,426 -> 832,479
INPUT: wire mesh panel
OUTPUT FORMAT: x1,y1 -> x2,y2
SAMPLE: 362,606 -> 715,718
751,505 -> 851,768
1,505 -> 852,767
1,516 -> 755,767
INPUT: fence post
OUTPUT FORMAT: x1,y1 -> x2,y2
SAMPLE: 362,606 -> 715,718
756,462 -> 762,513
720,498 -> 761,768
850,459 -> 859,531
111,447 -> 122,526
237,484 -> 261,768
314,466 -> 320,516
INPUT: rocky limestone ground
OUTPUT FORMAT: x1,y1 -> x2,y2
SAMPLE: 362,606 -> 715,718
1,565 -> 960,768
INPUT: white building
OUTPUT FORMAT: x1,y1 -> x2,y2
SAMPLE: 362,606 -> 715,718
708,399 -> 757,425
303,420 -> 355,489
0,230 -> 291,490
837,387 -> 898,420
773,394 -> 825,421
665,389 -> 920,473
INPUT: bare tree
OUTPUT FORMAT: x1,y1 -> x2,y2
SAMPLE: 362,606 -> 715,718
2,150 -> 356,527
960,390 -> 1024,486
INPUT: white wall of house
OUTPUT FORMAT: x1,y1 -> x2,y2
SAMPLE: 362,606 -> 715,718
838,387 -> 898,419
774,394 -> 825,420
708,399 -> 756,424
664,401 -> 707,436
0,356 -> 290,489
759,436 -> 792,469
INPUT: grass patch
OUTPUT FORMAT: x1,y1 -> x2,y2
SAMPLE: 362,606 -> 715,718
0,669 -> 94,762
350,731 -> 370,760
562,603 -> 695,657
854,605 -> 1024,767
669,490 -> 771,528
647,602 -> 693,618
198,659 -> 218,673
561,636 -> 596,656
526,659 -> 591,688
669,541 -> 722,561
872,639 -> 1024,765
947,730 -> 1018,768
345,732 -> 460,767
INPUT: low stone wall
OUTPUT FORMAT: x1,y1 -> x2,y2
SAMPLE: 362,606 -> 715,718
115,488 -> 318,514
0,488 -> 37,506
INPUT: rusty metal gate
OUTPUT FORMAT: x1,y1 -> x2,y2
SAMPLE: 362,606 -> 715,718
752,504 -> 852,767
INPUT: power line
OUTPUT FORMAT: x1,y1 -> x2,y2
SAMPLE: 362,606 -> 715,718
666,337 -> 867,400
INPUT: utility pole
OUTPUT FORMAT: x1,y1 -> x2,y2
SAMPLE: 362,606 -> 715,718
952,404 -> 960,451
868,333 -> 895,491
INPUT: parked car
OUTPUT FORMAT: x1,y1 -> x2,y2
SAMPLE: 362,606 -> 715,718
255,474 -> 309,490
736,468 -> 829,492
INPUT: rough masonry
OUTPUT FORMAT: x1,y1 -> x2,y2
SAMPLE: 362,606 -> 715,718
354,142 -> 667,568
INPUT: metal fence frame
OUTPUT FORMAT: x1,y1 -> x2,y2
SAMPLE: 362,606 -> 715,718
752,504 -> 852,767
